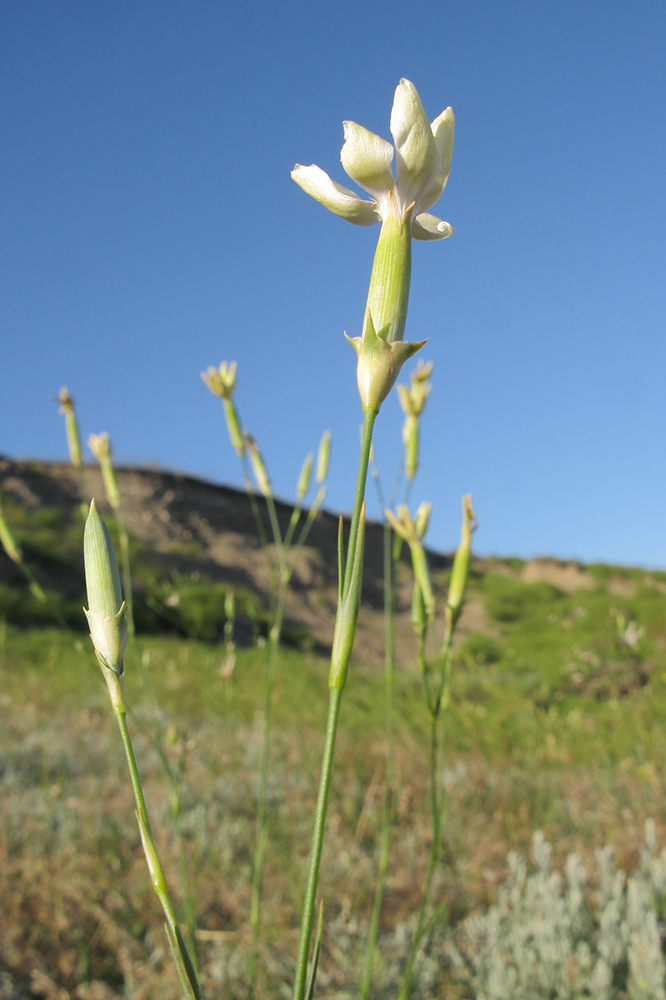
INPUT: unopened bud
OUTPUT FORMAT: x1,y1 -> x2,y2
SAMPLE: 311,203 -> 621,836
84,500 -> 127,676
398,362 -> 432,482
411,579 -> 427,637
296,452 -> 313,501
58,387 -> 83,470
403,414 -> 419,482
88,433 -> 120,510
223,399 -> 246,456
0,501 -> 22,564
245,435 -> 271,498
414,501 -> 431,539
136,809 -> 168,897
316,430 -> 331,484
446,494 -> 477,630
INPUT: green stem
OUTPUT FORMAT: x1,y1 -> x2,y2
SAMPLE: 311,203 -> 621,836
248,468 -> 321,993
116,515 -> 134,637
249,586 -> 287,993
397,710 -> 440,1000
343,410 -> 377,601
292,407 -> 377,1000
113,706 -> 204,999
291,687 -> 343,1000
360,520 -> 395,999
241,456 -> 279,596
398,630 -> 454,1000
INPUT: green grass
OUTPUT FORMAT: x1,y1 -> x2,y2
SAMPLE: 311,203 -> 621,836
3,607 -> 666,997
3,496 -> 666,996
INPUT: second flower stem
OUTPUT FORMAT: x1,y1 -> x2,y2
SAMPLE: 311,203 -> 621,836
292,407 -> 377,1000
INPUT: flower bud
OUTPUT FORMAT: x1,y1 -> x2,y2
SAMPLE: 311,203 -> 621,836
316,430 -> 331,484
84,500 -> 127,675
414,501 -> 431,539
411,578 -> 427,638
446,494 -> 477,631
88,433 -> 121,510
398,362 -> 433,482
223,400 -> 245,457
245,434 -> 271,498
0,500 -> 22,564
58,387 -> 83,470
296,452 -> 313,501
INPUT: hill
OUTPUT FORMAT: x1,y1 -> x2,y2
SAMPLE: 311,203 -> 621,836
2,454 -> 665,701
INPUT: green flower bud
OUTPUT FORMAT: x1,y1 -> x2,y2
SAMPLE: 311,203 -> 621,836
316,430 -> 331,484
58,387 -> 83,470
223,399 -> 245,457
245,434 -> 271,498
88,433 -> 121,510
397,361 -> 433,481
136,808 -> 168,897
84,500 -> 127,676
0,500 -> 22,564
446,494 -> 477,631
411,578 -> 427,637
296,452 -> 313,501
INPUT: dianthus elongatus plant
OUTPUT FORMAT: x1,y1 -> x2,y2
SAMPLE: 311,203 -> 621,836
83,501 -> 204,1000
290,78 -> 455,1000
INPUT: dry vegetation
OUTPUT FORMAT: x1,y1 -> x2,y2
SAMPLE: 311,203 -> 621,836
3,459 -> 666,997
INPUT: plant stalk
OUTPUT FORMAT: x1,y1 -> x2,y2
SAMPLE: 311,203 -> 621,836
292,407 -> 377,1000
360,519 -> 396,999
113,704 -> 204,1000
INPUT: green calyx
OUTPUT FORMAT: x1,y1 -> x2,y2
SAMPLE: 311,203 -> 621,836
84,500 -> 122,616
84,500 -> 127,676
346,314 -> 425,414
446,494 -> 477,629
365,211 -> 412,345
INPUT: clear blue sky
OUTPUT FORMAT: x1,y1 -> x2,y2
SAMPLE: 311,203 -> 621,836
2,0 -> 665,567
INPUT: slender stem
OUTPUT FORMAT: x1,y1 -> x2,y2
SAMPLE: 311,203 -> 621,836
360,520 -> 396,999
398,630 -> 455,1000
167,751 -> 200,975
249,585 -> 287,992
292,408 -> 377,1000
114,706 -> 151,829
113,706 -> 204,999
116,515 -> 135,636
240,451 -> 278,592
397,711 -> 440,1000
343,410 -> 377,600
292,687 -> 343,1000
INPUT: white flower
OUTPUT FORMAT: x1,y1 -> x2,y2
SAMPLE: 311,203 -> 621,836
292,79 -> 454,241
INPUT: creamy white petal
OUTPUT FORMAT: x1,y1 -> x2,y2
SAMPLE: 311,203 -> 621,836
291,164 -> 380,226
413,106 -> 455,213
340,121 -> 395,200
431,107 -> 454,181
412,213 -> 455,241
390,79 -> 440,213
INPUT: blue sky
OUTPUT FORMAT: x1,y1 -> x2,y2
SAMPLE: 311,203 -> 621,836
2,0 -> 665,567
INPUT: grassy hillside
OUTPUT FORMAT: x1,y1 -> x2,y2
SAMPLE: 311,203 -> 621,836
2,461 -> 666,997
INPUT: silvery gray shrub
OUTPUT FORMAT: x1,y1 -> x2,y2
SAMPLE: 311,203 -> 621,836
448,821 -> 666,1000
